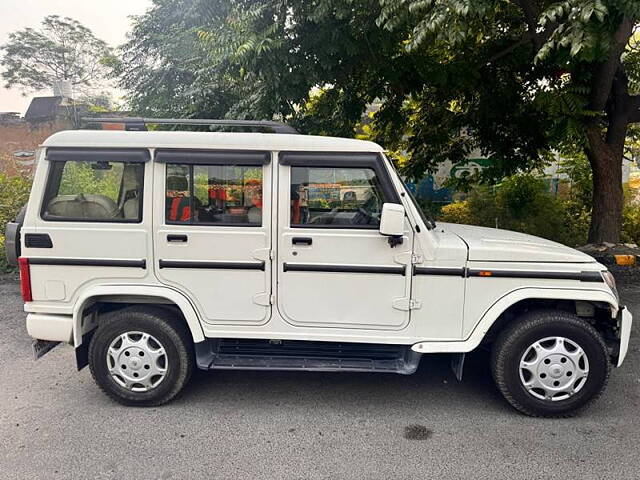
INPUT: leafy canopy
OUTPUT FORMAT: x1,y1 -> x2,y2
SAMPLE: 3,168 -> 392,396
118,1 -> 639,183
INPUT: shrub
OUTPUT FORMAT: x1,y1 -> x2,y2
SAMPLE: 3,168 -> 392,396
438,173 -> 589,246
622,205 -> 640,245
0,173 -> 32,272
439,201 -> 473,225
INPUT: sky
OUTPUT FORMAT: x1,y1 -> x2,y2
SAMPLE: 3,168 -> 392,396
0,0 -> 153,114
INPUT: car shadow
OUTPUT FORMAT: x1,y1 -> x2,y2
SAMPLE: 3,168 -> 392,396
173,349 -> 513,416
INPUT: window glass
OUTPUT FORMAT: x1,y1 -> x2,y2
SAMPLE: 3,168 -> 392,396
291,166 -> 385,227
165,164 -> 263,225
43,161 -> 143,222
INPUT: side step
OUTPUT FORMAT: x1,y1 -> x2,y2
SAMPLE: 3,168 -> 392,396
195,339 -> 422,375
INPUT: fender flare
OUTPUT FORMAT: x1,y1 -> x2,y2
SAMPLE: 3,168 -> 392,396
72,284 -> 206,347
412,286 -> 618,354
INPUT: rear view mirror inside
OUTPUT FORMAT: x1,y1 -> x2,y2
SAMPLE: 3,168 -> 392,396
91,161 -> 112,170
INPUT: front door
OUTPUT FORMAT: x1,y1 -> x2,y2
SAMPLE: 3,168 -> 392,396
153,149 -> 272,325
276,151 -> 413,331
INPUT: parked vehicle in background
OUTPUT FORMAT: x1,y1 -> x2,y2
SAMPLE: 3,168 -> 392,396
5,119 -> 632,417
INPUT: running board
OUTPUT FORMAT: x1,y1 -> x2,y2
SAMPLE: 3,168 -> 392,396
194,339 -> 422,375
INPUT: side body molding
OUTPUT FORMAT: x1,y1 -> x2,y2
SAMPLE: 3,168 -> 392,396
412,287 -> 618,353
72,285 -> 206,347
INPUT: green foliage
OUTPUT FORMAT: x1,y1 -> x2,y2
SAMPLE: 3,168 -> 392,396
117,0 -> 640,241
439,173 -> 589,246
0,173 -> 32,272
622,204 -> 640,245
0,173 -> 32,237
58,163 -> 121,202
1,15 -> 112,93
439,158 -> 640,247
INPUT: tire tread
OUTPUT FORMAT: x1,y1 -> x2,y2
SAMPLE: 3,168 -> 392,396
88,305 -> 194,407
490,309 -> 610,418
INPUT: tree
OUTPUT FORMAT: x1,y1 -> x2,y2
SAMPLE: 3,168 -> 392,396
117,0 -> 406,125
377,0 -> 640,243
1,15 -> 112,94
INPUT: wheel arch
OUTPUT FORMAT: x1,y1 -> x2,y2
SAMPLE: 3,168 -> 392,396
473,288 -> 618,349
412,287 -> 618,354
72,285 -> 206,348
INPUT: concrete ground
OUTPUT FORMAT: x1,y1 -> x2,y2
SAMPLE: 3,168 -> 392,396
0,274 -> 638,479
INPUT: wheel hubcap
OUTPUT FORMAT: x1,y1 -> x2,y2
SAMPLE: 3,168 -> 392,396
519,336 -> 589,401
107,331 -> 168,392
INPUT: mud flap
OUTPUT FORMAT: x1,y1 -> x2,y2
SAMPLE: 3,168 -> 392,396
32,339 -> 60,360
74,331 -> 95,371
450,353 -> 465,381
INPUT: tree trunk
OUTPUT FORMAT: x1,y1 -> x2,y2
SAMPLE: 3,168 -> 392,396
586,142 -> 624,244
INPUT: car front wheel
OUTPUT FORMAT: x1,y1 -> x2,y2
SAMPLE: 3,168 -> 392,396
491,309 -> 610,417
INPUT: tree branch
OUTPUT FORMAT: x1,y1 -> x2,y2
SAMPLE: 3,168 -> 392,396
487,0 -> 556,64
590,16 -> 634,112
514,0 -> 544,49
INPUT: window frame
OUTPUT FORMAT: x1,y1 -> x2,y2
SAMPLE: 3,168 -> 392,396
280,151 -> 401,230
40,148 -> 148,224
161,149 -> 269,228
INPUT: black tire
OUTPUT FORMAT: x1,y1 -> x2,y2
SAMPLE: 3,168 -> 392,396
89,306 -> 194,406
491,309 -> 610,417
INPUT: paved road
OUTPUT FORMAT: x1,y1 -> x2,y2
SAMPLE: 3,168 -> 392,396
0,275 -> 638,480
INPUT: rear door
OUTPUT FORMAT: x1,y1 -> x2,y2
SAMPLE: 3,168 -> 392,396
276,152 -> 414,331
153,149 -> 272,325
26,147 -> 150,304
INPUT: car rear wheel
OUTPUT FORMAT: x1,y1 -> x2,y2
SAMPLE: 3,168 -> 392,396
491,309 -> 610,417
89,306 -> 194,406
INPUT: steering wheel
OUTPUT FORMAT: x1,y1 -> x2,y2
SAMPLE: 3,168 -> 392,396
354,207 -> 375,225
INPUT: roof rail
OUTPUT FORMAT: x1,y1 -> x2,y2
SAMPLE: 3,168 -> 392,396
81,117 -> 299,134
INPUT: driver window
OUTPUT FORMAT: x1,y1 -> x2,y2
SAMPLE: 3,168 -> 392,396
291,166 -> 384,227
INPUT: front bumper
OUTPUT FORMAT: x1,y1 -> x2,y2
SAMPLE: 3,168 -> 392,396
616,306 -> 633,367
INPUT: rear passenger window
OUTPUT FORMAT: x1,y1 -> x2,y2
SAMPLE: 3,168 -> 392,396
165,164 -> 263,226
42,159 -> 144,222
291,167 -> 385,227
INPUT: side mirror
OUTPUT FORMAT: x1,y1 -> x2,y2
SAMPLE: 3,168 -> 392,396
379,203 -> 405,247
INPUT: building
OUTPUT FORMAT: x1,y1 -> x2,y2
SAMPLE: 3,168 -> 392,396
0,96 -> 90,175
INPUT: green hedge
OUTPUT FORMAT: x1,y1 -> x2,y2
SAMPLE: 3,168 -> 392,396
0,173 -> 32,272
439,171 -> 640,247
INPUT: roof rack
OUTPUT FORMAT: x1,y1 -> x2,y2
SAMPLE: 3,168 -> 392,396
81,117 -> 299,134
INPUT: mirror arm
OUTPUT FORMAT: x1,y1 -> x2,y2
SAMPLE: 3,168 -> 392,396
387,235 -> 403,248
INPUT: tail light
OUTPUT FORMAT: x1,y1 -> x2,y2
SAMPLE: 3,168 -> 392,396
18,257 -> 32,302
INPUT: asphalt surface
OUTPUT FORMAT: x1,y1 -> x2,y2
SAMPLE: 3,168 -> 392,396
0,273 -> 639,479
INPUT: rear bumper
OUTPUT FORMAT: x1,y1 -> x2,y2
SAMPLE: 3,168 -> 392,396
26,313 -> 73,343
616,306 -> 633,367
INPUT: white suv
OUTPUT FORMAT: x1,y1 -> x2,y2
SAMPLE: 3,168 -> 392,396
5,119 -> 632,417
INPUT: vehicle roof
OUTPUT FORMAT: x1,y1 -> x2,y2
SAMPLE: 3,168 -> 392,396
42,130 -> 384,153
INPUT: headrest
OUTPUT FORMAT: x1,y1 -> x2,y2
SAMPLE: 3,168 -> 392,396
167,175 -> 188,191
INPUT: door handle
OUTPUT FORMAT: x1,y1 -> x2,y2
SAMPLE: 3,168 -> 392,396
292,237 -> 312,246
167,234 -> 188,243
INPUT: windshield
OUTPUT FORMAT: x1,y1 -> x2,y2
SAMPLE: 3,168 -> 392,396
405,184 -> 436,229
382,154 -> 436,229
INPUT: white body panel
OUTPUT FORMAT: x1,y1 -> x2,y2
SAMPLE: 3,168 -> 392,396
152,161 -> 273,325
16,130 -> 629,367
440,223 -> 594,263
275,161 -> 413,331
